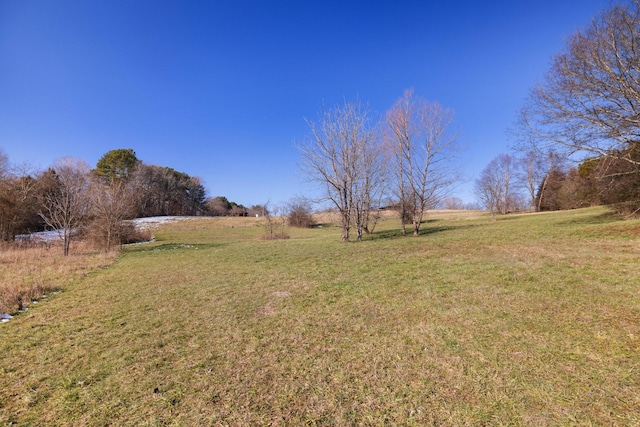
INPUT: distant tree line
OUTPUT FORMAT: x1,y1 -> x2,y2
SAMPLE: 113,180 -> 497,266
536,145 -> 640,213
0,148 -> 254,254
483,0 -> 640,217
475,145 -> 640,216
0,151 -> 45,242
205,196 -> 266,217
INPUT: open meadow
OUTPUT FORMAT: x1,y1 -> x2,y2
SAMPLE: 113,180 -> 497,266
1,207 -> 640,425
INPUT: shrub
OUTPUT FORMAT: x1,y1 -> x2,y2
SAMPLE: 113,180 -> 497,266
85,221 -> 153,251
118,222 -> 154,244
287,200 -> 314,228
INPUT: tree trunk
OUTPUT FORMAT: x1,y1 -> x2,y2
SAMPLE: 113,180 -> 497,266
340,227 -> 350,242
537,175 -> 548,212
340,211 -> 350,242
63,231 -> 71,257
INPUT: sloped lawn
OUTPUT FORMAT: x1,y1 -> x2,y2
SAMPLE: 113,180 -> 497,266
1,209 -> 640,425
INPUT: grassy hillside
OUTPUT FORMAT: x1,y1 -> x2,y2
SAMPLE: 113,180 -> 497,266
2,208 -> 640,425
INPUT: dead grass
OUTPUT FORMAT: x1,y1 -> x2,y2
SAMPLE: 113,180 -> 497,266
0,241 -> 116,314
2,207 -> 640,424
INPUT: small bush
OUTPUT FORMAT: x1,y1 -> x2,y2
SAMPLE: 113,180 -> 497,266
119,223 -> 154,244
287,200 -> 314,228
85,221 -> 154,251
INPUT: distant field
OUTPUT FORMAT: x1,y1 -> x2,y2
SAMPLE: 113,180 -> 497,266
2,207 -> 640,425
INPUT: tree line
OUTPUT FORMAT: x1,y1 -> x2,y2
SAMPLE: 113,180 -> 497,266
0,148 -> 251,254
476,149 -> 640,217
476,0 -> 640,217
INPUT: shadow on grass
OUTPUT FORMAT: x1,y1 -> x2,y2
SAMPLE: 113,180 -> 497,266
367,219 -> 482,241
556,209 -> 620,226
493,214 -> 526,222
125,242 -> 226,253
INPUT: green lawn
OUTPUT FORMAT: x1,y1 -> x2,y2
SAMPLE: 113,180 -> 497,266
2,208 -> 640,425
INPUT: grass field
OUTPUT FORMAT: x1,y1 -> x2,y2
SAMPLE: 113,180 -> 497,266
1,207 -> 640,425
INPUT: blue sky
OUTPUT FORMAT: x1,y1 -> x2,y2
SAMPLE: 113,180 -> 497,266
0,0 -> 616,206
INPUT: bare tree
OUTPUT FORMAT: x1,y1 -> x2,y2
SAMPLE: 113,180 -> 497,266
440,197 -> 466,210
515,151 -> 545,210
0,162 -> 42,241
262,201 -> 277,238
89,179 -> 135,251
0,151 -> 15,241
384,89 -> 460,236
0,153 -> 42,241
298,99 -> 382,242
353,128 -> 386,239
39,158 -> 91,256
475,154 -> 517,218
475,173 -> 499,221
261,202 -> 288,240
0,151 -> 17,241
519,1 -> 640,168
0,149 -> 8,180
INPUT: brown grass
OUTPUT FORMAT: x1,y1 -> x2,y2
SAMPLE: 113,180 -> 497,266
0,240 -> 116,314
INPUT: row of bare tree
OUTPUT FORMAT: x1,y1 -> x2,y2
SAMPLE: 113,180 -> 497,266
298,90 -> 461,242
476,145 -> 640,217
474,151 -> 558,217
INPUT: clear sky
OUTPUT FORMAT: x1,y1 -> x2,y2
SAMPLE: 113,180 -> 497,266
0,0 -> 617,206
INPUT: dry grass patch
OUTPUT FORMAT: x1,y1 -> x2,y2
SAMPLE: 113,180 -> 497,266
0,241 -> 116,314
